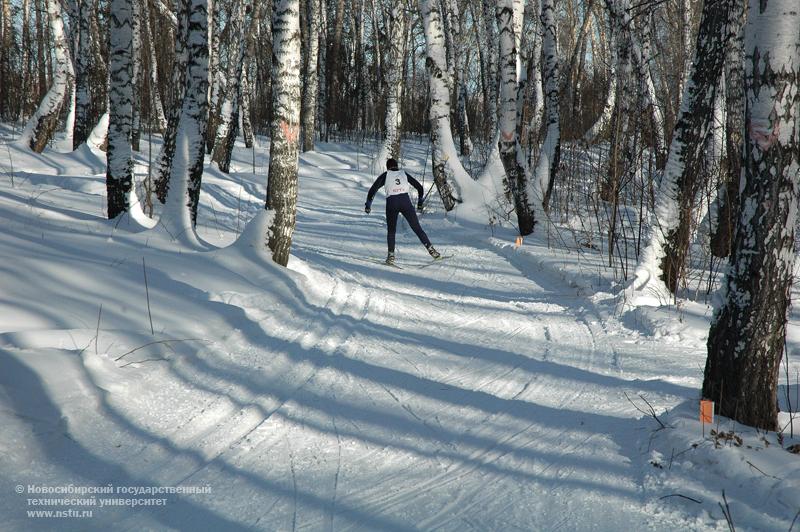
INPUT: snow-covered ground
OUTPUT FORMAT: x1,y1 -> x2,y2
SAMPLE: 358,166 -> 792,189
1,127 -> 799,531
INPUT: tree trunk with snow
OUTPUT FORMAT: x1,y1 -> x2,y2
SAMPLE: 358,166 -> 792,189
154,7 -> 189,203
206,2 -> 224,155
601,0 -> 635,204
497,0 -> 533,234
20,0 -> 74,153
482,0 -> 498,137
535,0 -> 561,212
634,8 -> 666,167
631,0 -> 733,295
212,0 -> 246,172
160,0 -> 209,240
418,0 -> 465,211
73,0 -> 95,149
375,3 -> 407,167
564,0 -> 594,118
241,63 -> 255,148
106,0 -> 134,219
241,1 -> 267,150
710,0 -> 746,258
526,0 -> 545,158
704,0 -> 800,431
301,0 -> 321,152
583,29 -> 616,144
266,0 -> 302,266
141,0 -> 168,132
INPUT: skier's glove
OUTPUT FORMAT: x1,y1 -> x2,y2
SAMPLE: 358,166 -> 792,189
416,203 -> 424,213
365,202 -> 371,214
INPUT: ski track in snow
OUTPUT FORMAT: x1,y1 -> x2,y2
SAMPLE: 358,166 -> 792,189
0,134 -> 791,531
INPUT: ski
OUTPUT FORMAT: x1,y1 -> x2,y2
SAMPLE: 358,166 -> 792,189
417,255 -> 453,268
361,257 -> 403,269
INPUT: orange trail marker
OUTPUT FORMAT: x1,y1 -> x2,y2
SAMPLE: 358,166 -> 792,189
515,236 -> 523,248
700,400 -> 714,436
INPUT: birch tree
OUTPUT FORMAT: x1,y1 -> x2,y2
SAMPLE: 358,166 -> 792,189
18,0 -> 74,152
374,2 -> 408,168
418,0 -> 472,210
497,0 -> 534,234
106,0 -> 134,219
160,0 -> 209,243
482,0 -> 499,137
628,0 -> 735,297
73,0 -> 95,149
583,28 -> 616,144
534,0 -> 560,211
212,0 -> 247,172
301,0 -> 322,152
710,1 -> 746,258
704,0 -> 800,431
154,6 -> 189,203
265,0 -> 302,266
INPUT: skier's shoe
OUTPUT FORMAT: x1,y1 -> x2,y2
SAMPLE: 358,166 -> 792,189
385,252 -> 396,266
427,246 -> 441,260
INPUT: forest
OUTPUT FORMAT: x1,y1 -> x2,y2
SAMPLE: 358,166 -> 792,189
0,1 -> 799,523
2,0 -> 800,433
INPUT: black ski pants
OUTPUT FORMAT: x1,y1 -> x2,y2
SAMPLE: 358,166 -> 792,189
386,194 -> 431,253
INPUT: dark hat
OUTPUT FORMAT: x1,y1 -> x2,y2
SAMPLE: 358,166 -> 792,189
386,158 -> 399,171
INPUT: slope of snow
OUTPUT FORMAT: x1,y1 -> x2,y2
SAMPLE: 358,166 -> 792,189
0,128 -> 798,530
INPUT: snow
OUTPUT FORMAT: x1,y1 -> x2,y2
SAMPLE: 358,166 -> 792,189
0,127 -> 799,530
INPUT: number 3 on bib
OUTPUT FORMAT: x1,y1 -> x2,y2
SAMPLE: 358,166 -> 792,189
385,170 -> 409,197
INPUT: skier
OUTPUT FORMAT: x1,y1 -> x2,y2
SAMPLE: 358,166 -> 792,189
365,158 -> 441,266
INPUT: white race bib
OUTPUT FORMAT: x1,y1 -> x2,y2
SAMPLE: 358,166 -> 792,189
384,170 -> 409,197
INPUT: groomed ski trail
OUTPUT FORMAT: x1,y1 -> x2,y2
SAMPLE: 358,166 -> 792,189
0,141 -> 713,531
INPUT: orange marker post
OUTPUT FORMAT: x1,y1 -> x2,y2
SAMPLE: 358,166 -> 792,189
515,236 -> 523,248
700,399 -> 714,437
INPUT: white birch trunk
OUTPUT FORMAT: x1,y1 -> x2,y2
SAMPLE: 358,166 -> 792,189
106,0 -> 134,220
625,0 -> 734,302
142,0 -> 167,132
73,0 -> 94,149
211,0 -> 246,170
482,0 -> 498,136
418,0 -> 485,213
160,0 -> 209,247
497,0 -> 534,234
583,29 -> 616,144
704,0 -> 800,431
532,0 -> 560,213
154,5 -> 189,203
374,3 -> 407,172
130,0 -> 141,150
18,0 -> 74,153
301,0 -> 321,152
634,10 -> 666,165
265,0 -> 302,266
